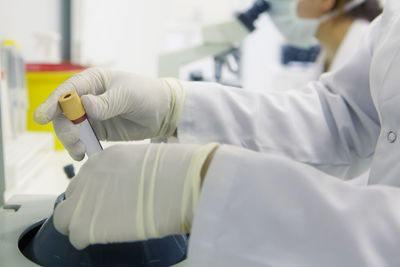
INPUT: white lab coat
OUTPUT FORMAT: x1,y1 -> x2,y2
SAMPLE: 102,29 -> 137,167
175,1 -> 400,265
329,19 -> 370,72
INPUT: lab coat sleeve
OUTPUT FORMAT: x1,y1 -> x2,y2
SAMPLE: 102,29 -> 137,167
187,145 -> 400,267
177,19 -> 381,170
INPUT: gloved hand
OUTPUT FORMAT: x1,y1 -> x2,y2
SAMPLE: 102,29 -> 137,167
53,143 -> 219,250
34,68 -> 185,160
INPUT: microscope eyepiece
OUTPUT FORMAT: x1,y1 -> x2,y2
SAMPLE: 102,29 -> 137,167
237,0 -> 270,32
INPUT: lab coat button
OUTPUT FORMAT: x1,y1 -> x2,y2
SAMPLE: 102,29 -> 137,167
387,131 -> 397,143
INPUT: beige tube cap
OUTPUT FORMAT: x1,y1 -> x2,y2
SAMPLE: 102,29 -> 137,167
58,91 -> 86,121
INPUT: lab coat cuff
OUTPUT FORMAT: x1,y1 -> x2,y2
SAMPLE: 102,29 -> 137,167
176,81 -> 211,144
186,145 -> 236,266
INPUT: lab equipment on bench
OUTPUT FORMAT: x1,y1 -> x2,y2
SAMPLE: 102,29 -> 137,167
19,193 -> 188,267
0,42 -> 55,201
158,0 -> 270,79
281,45 -> 321,65
1,40 -> 28,138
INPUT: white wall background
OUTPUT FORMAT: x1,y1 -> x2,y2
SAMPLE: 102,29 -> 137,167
72,0 -> 164,76
0,0 -> 62,62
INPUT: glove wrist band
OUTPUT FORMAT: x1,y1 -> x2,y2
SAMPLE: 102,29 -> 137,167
156,78 -> 185,138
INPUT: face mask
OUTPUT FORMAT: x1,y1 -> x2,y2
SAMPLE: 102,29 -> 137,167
268,0 -> 366,48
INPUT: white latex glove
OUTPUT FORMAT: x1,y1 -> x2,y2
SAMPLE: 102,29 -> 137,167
53,143 -> 219,250
34,68 -> 185,160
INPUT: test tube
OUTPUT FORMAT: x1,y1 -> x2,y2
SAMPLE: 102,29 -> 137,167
58,91 -> 102,156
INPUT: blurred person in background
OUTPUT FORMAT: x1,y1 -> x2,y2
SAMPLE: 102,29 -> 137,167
245,0 -> 382,91
306,0 -> 383,71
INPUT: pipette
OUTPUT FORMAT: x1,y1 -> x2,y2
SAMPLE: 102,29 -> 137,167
58,91 -> 102,156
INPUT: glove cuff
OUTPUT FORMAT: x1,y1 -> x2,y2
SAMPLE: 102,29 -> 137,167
137,142 -> 219,239
180,142 -> 220,233
156,78 -> 185,138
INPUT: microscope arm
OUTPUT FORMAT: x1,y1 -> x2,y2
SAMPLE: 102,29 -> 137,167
158,0 -> 270,77
158,44 -> 232,77
202,0 -> 270,44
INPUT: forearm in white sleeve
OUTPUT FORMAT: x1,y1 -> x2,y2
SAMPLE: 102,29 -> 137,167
177,18 -> 381,173
187,145 -> 400,267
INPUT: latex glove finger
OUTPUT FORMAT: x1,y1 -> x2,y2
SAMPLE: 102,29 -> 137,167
81,72 -> 167,122
68,178 -> 106,250
65,160 -> 93,197
53,170 -> 88,235
81,89 -> 126,121
34,68 -> 108,125
65,176 -> 81,198
53,194 -> 80,236
53,115 -> 86,161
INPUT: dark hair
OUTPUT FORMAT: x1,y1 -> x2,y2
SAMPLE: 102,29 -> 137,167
333,0 -> 382,22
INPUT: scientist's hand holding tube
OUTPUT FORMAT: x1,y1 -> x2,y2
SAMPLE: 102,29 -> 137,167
53,142 -> 219,249
34,68 -> 185,160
